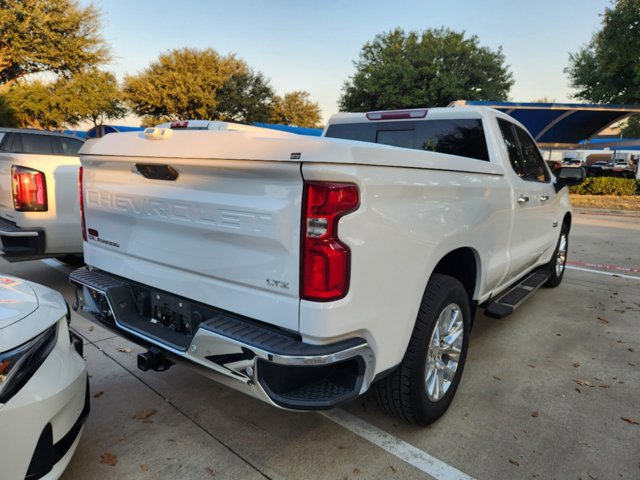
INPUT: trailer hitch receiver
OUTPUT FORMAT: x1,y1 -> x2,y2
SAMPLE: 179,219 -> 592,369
137,347 -> 175,372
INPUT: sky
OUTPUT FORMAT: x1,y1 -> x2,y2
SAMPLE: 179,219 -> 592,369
86,0 -> 611,125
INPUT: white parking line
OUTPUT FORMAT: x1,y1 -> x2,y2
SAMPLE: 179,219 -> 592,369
566,265 -> 640,281
322,409 -> 475,480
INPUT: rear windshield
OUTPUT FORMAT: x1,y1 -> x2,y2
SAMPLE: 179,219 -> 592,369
325,118 -> 489,161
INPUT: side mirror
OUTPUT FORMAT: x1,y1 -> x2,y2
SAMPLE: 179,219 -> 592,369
555,166 -> 585,192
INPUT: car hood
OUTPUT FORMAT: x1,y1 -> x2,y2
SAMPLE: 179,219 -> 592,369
0,276 -> 38,327
0,275 -> 66,350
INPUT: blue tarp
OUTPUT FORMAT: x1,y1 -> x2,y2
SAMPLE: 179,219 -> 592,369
83,123 -> 323,139
456,100 -> 640,147
63,130 -> 87,139
579,137 -> 640,151
254,123 -> 322,136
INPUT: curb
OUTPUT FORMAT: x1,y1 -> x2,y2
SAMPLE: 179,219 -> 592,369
574,208 -> 640,218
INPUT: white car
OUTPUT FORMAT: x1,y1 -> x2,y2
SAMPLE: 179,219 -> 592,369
0,275 -> 88,479
562,158 -> 583,166
611,159 -> 635,178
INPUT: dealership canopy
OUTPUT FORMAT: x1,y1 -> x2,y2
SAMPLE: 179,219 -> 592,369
454,100 -> 640,149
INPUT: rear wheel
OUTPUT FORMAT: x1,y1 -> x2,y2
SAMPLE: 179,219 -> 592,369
543,224 -> 569,288
374,274 -> 470,425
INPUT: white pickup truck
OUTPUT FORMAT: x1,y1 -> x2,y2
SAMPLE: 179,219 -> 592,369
0,128 -> 84,262
70,106 -> 584,424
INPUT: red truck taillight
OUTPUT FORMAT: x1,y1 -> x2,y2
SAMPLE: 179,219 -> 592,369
79,166 -> 86,241
11,165 -> 47,211
301,181 -> 359,301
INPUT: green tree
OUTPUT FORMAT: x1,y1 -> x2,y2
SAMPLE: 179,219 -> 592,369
566,0 -> 640,104
139,116 -> 170,128
0,80 -> 64,129
123,48 -> 274,124
215,70 -> 273,123
56,70 -> 126,128
622,114 -> 640,138
270,91 -> 321,127
339,28 -> 513,111
0,70 -> 125,129
0,0 -> 109,87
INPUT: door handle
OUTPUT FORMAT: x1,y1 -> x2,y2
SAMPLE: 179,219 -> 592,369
540,195 -> 549,202
518,195 -> 530,204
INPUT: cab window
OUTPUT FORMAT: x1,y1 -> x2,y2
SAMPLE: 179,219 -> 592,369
13,133 -> 54,155
325,118 -> 490,161
57,137 -> 84,156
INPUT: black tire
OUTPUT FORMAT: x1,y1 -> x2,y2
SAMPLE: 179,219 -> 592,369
374,274 -> 471,425
543,223 -> 569,288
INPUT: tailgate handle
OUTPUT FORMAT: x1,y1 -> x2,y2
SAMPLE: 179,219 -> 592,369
135,163 -> 179,181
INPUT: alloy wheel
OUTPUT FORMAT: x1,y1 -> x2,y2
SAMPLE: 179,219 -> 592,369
556,233 -> 568,277
425,303 -> 464,402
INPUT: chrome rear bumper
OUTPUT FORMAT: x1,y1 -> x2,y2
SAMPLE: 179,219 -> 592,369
70,267 -> 375,410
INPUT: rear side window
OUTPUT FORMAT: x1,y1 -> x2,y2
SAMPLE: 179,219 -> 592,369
13,133 -> 54,155
58,137 -> 84,156
498,119 -> 549,183
515,127 -> 549,182
498,120 -> 521,168
325,118 -> 490,161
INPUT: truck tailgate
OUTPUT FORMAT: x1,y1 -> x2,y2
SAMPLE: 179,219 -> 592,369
81,155 -> 303,332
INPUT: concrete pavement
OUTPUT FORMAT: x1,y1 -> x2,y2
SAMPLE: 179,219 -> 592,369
1,209 -> 637,480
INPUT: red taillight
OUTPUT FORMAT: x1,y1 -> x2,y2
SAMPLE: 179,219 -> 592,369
301,181 -> 359,301
170,121 -> 189,128
11,166 -> 47,211
79,166 -> 87,241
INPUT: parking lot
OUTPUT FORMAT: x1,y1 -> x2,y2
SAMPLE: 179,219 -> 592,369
2,209 -> 638,480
